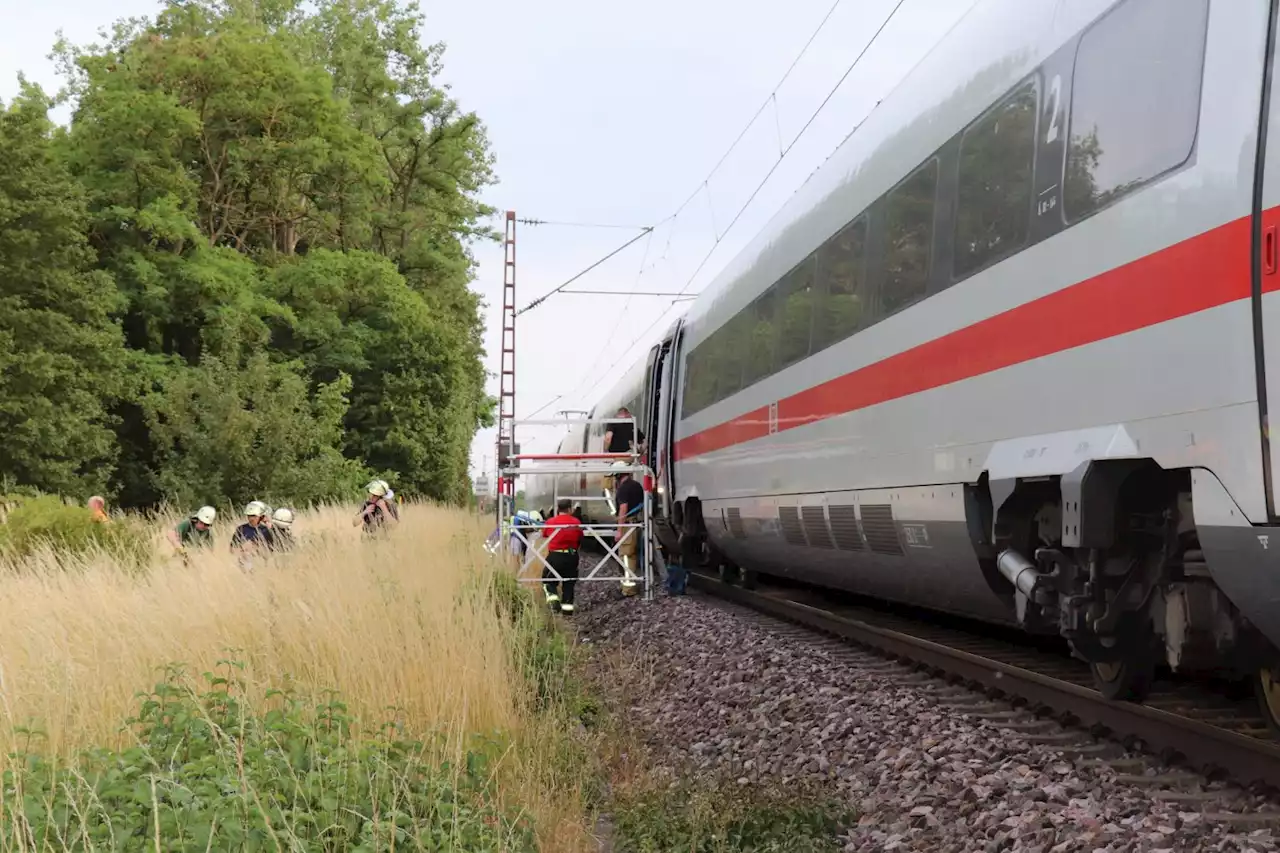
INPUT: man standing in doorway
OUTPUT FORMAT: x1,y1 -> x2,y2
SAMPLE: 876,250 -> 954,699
603,406 -> 646,514
603,406 -> 645,458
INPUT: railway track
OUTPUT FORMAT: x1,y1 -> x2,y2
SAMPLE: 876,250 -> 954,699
688,569 -> 1280,822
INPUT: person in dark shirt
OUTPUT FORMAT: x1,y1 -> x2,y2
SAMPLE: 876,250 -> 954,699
542,498 -> 584,614
613,463 -> 646,597
231,501 -> 276,562
603,407 -> 646,455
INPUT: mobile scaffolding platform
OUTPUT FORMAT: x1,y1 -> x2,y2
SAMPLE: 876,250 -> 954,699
494,416 -> 656,602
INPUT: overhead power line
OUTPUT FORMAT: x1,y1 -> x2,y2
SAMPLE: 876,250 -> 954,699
665,0 -> 849,223
512,0 -> 847,319
517,0 -> 915,417
560,288 -> 690,297
566,0 -> 914,407
516,227 -> 654,316
516,217 -> 649,230
671,0 -> 908,300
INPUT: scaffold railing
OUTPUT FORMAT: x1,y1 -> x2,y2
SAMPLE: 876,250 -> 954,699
491,416 -> 654,601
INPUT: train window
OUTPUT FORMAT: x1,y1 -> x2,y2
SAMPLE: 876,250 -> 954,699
881,159 -> 938,316
684,340 -> 713,418
1063,0 -> 1208,223
707,313 -> 746,406
742,285 -> 780,387
775,256 -> 817,371
954,81 -> 1037,279
812,216 -> 867,354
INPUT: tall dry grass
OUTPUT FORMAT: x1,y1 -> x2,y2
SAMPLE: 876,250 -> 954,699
0,503 -> 593,849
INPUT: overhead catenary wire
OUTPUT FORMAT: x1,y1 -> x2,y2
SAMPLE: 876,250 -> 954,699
513,0 -> 848,319
556,0 -> 916,409
560,289 -> 695,297
516,217 -> 650,230
516,226 -> 655,316
670,0 -> 908,300
517,0 -> 911,414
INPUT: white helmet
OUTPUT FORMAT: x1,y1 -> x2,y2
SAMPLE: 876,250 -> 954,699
244,500 -> 267,517
530,510 -> 544,522
195,506 -> 217,525
271,507 -> 294,528
366,480 -> 388,497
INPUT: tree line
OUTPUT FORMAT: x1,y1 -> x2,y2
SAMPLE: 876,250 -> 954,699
0,0 -> 495,510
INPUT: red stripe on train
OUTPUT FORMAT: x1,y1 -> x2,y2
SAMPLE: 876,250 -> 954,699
673,213 -> 1256,462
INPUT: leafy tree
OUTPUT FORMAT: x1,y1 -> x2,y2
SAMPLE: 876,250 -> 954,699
144,350 -> 368,509
267,249 -> 481,501
0,84 -> 128,497
38,0 -> 496,508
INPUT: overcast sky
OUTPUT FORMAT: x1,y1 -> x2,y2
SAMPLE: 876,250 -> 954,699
0,0 -> 975,488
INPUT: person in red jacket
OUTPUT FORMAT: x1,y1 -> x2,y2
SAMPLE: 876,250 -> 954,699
542,498 -> 584,614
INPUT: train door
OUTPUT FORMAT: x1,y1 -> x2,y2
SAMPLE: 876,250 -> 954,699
640,343 -> 663,504
1259,0 -> 1280,519
642,322 -> 682,524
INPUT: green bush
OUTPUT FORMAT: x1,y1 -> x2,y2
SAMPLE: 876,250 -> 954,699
4,664 -> 536,852
0,494 -> 152,568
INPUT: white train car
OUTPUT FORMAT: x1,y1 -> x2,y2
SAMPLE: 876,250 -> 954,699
547,0 -> 1280,724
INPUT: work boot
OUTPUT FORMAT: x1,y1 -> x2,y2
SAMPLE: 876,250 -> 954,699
559,602 -> 575,616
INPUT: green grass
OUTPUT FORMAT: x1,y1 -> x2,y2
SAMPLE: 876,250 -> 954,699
609,781 -> 856,853
2,661 -> 538,852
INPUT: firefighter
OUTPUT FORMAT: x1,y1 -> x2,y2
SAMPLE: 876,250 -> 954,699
167,506 -> 217,559
270,507 -> 297,552
541,498 -> 584,614
231,501 -> 275,557
355,480 -> 397,534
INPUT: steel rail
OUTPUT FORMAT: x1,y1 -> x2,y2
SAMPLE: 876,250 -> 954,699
689,572 -> 1280,790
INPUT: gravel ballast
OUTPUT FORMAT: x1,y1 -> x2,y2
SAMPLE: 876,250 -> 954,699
570,572 -> 1280,853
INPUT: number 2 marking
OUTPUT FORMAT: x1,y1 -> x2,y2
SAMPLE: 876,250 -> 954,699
1045,74 -> 1062,144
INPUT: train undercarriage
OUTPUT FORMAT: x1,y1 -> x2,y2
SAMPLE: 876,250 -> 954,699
674,462 -> 1280,733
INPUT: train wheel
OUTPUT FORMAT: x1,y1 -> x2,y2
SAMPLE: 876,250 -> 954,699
1252,667 -> 1280,734
1089,636 -> 1155,702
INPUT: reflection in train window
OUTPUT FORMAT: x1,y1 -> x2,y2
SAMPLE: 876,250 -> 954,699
681,345 -> 706,417
882,159 -> 938,316
742,285 -> 779,386
955,81 -> 1037,279
812,216 -> 867,354
775,256 -> 817,371
1064,0 -> 1208,223
708,312 -> 747,405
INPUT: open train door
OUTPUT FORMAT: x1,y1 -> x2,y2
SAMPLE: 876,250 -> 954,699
641,320 -> 682,535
